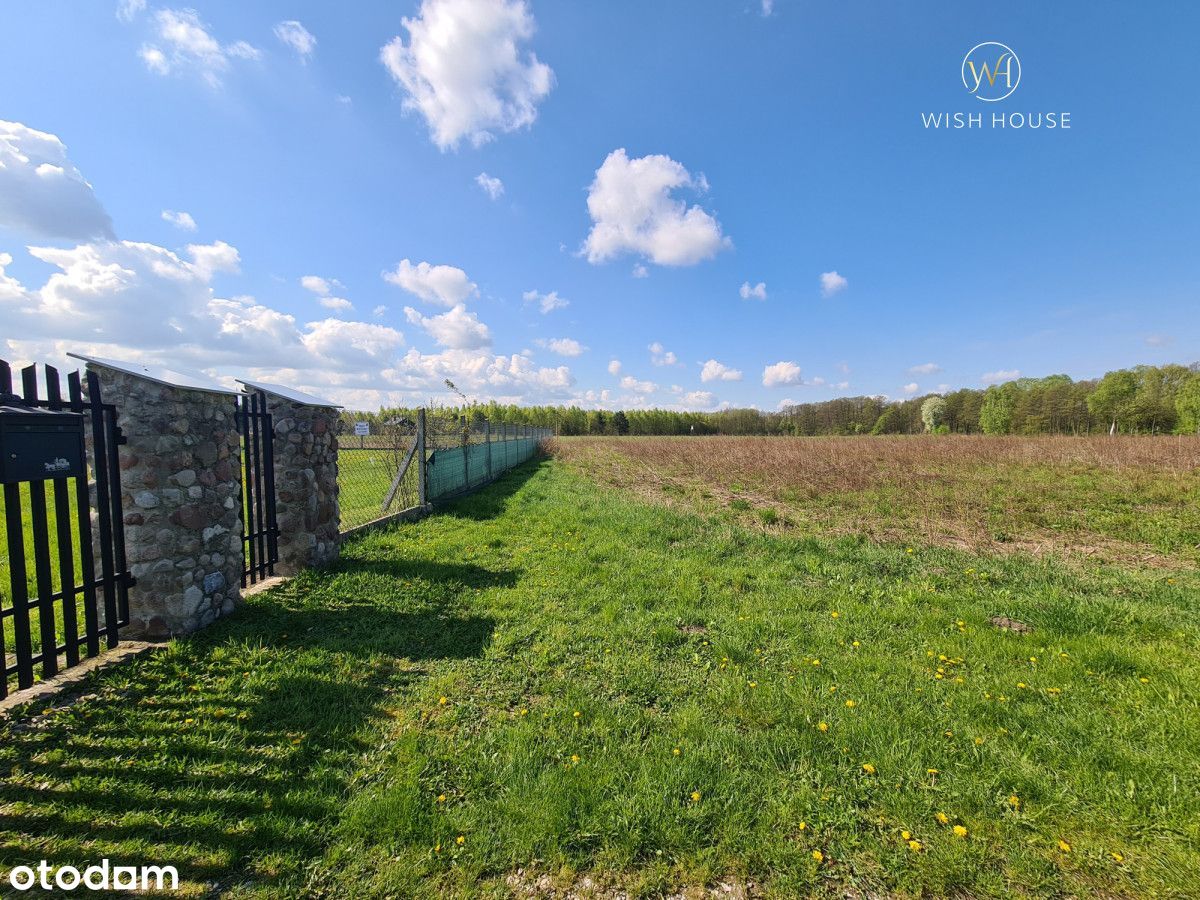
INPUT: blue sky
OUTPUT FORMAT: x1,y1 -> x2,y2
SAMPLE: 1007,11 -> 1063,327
1,0 -> 1197,411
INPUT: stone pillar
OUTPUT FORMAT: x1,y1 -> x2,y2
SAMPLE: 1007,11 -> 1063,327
245,385 -> 340,575
86,361 -> 243,639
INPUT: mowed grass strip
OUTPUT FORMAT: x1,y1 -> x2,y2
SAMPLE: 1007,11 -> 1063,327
1,458 -> 1198,898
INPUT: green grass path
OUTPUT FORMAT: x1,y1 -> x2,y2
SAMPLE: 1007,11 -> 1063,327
1,459 -> 1197,898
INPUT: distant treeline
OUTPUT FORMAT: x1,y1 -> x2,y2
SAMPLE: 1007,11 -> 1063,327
345,363 -> 1200,437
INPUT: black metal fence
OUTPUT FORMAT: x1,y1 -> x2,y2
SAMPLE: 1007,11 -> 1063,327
237,391 -> 278,587
0,359 -> 133,698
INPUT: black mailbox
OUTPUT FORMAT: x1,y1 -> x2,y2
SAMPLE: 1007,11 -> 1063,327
0,401 -> 87,484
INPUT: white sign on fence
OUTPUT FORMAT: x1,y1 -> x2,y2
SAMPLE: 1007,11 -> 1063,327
354,422 -> 370,437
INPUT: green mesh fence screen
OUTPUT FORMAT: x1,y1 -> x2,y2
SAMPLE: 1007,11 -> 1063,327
425,436 -> 543,501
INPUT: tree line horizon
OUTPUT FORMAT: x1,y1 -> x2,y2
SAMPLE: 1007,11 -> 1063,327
344,362 -> 1200,437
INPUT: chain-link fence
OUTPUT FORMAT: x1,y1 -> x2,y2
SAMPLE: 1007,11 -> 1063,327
336,410 -> 551,532
424,412 -> 549,502
338,416 -> 421,531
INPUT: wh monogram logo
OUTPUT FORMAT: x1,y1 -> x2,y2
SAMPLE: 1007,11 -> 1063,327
961,42 -> 1021,101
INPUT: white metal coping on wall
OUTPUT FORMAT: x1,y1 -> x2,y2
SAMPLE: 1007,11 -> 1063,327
235,379 -> 343,409
66,353 -> 240,396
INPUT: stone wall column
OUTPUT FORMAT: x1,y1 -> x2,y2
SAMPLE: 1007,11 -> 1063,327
256,390 -> 340,575
88,363 -> 243,639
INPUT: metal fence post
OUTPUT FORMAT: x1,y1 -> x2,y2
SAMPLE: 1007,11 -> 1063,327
485,418 -> 492,481
417,407 -> 427,506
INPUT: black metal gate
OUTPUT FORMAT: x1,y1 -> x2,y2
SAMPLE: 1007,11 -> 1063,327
237,391 -> 278,586
0,359 -> 133,698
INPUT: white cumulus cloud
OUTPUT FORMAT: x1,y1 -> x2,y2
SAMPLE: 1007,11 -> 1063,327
535,337 -> 585,357
820,270 -> 848,297
383,258 -> 477,307
981,369 -> 1020,385
700,359 -> 743,382
404,303 -> 491,349
648,341 -> 677,366
620,375 -> 657,394
380,0 -> 554,150
762,360 -> 802,387
187,240 -> 240,279
0,121 -> 114,241
607,359 -> 622,376
139,8 -> 260,87
161,209 -> 196,231
522,288 -> 567,314
274,20 -> 316,60
739,281 -> 767,301
583,149 -> 730,267
902,382 -> 920,395
909,362 -> 941,375
476,172 -> 505,199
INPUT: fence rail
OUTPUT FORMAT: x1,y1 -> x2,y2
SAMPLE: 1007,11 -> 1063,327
0,359 -> 133,698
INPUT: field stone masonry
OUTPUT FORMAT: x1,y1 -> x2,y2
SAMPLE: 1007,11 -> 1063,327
88,362 -> 244,639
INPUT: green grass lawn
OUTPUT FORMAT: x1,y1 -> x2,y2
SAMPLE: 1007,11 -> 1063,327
337,447 -> 421,531
1,458 -> 1198,897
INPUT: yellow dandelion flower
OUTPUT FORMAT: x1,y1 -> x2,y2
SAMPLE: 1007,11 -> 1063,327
845,699 -> 856,708
748,681 -> 758,688
673,747 -> 682,756
798,821 -> 807,831
862,763 -> 876,775
935,812 -> 949,825
1058,840 -> 1072,852
852,641 -> 860,648
1008,794 -> 1020,809
573,710 -> 582,718
908,839 -> 922,852
1016,682 -> 1027,689
811,659 -> 821,666
437,794 -> 446,803
901,830 -> 911,840
817,721 -> 830,732
1110,851 -> 1124,863
831,611 -> 839,618
927,768 -> 939,775
438,696 -> 448,706
456,835 -> 465,846
812,850 -> 824,863
570,754 -> 580,764
690,790 -> 702,802
952,825 -> 968,838
1139,677 -> 1149,684
906,548 -> 913,554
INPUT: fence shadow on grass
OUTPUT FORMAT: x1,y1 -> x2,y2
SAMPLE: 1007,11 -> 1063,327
0,557 -> 503,893
432,455 -> 549,522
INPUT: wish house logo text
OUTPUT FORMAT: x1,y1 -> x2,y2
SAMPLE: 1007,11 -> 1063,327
922,42 -> 1070,130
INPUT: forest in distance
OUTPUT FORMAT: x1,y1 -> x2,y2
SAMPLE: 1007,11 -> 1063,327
345,362 -> 1200,438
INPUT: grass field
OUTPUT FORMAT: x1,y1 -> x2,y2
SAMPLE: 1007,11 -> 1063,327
0,445 -> 1197,897
553,435 -> 1200,567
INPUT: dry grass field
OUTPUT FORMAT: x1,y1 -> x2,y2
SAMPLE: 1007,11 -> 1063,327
550,435 -> 1200,567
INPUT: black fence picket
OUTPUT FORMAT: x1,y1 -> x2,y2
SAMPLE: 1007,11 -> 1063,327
237,391 -> 278,586
0,358 -> 133,698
